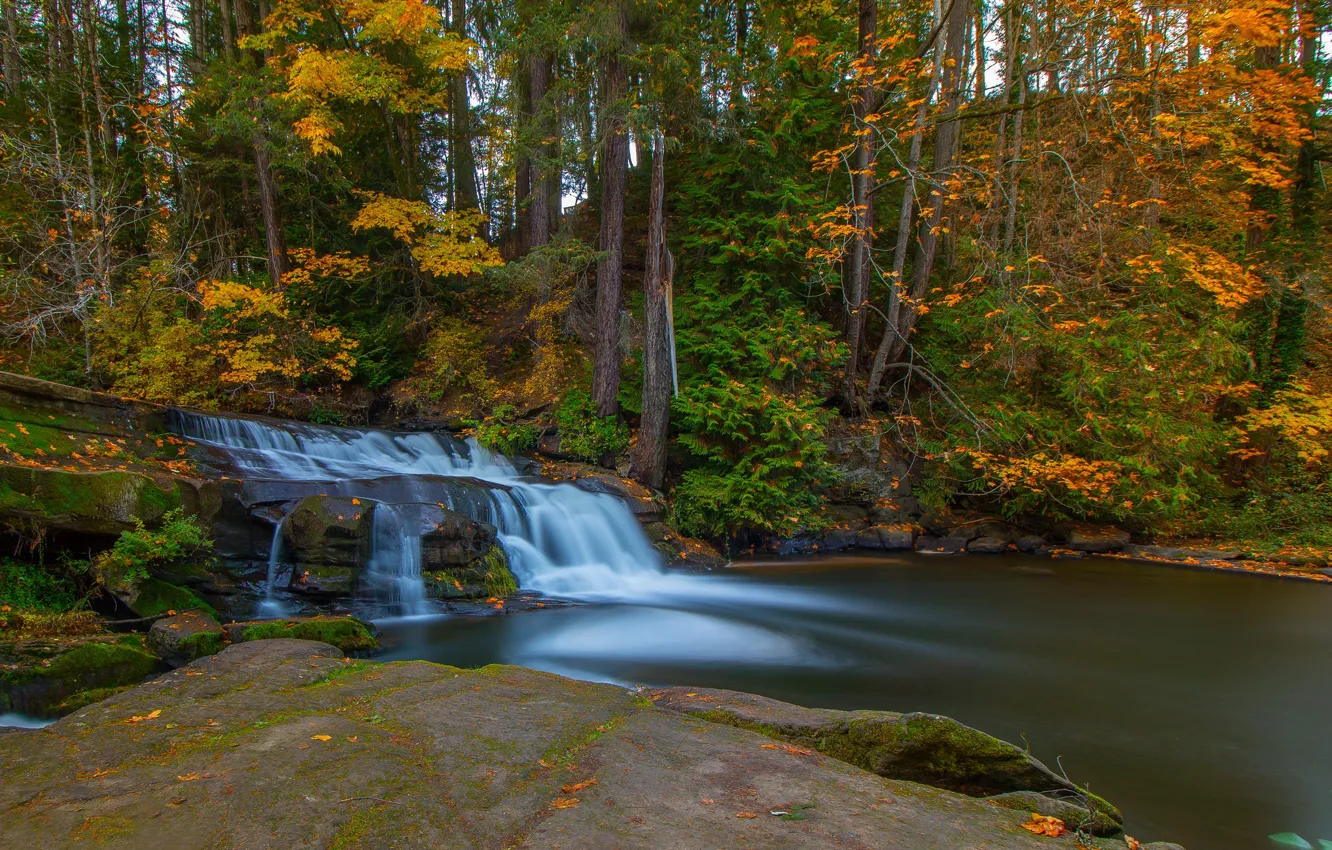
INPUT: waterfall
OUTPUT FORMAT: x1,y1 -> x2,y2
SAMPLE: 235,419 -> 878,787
256,515 -> 292,619
170,411 -> 664,612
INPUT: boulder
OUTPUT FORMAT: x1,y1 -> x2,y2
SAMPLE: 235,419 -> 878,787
968,536 -> 1011,554
1015,535 -> 1048,553
985,790 -> 1122,836
223,617 -> 378,655
650,686 -> 1121,825
855,524 -> 918,550
0,636 -> 161,716
646,523 -> 728,569
1060,523 -> 1131,553
146,612 -> 224,668
290,565 -> 357,596
0,639 -> 1135,849
281,494 -> 372,568
916,535 -> 969,554
0,465 -> 182,537
415,505 -> 517,598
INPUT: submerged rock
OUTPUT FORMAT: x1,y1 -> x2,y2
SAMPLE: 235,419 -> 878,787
0,639 -> 1122,849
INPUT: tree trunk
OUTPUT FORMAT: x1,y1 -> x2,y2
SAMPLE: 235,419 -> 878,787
450,0 -> 480,221
1,0 -> 21,93
886,0 -> 972,364
592,3 -> 628,418
634,132 -> 671,489
252,122 -> 289,288
841,0 -> 877,409
528,52 -> 552,249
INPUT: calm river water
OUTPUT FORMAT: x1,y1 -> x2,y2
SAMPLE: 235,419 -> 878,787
376,553 -> 1332,850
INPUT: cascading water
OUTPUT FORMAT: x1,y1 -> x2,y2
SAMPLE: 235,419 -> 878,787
170,411 -> 665,614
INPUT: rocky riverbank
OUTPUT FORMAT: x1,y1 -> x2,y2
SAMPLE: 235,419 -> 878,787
0,639 -> 1185,849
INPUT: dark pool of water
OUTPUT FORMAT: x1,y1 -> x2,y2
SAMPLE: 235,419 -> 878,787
375,553 -> 1332,850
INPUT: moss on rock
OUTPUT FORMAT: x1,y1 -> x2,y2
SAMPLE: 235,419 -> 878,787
228,617 -> 378,655
131,578 -> 218,619
0,637 -> 162,716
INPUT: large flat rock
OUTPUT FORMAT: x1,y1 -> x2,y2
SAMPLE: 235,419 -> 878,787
0,640 -> 1128,848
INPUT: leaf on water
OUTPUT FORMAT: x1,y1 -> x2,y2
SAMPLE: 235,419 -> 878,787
126,709 -> 162,724
311,735 -> 332,742
561,779 -> 598,794
1268,835 -> 1313,849
552,797 -> 579,809
1021,814 -> 1067,837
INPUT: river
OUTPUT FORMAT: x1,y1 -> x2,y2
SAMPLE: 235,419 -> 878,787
375,552 -> 1332,850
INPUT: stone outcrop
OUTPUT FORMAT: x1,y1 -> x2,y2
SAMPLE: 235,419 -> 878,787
221,617 -> 379,655
0,635 -> 161,716
1058,523 -> 1132,553
146,612 -> 225,668
281,494 -> 372,570
0,640 -> 1157,849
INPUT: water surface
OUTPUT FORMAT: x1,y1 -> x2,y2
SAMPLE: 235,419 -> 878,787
376,553 -> 1332,850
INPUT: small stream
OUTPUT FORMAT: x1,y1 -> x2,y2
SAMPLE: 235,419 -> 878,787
375,553 -> 1332,850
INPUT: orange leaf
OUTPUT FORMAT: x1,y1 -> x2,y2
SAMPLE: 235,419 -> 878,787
552,797 -> 580,809
126,709 -> 162,724
311,735 -> 332,742
736,812 -> 758,819
561,779 -> 598,794
1021,813 -> 1067,837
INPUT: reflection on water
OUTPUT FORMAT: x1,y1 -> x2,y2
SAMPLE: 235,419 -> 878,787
376,553 -> 1332,850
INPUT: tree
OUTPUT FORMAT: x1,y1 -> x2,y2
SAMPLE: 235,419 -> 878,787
592,0 -> 629,417
633,130 -> 671,488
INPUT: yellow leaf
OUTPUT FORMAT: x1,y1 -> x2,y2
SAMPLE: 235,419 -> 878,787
311,734 -> 332,742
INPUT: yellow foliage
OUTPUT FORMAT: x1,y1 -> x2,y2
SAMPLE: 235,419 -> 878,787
351,193 -> 502,278
1168,244 -> 1268,310
1236,384 -> 1332,463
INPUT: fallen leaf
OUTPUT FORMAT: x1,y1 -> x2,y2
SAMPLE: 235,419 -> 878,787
552,797 -> 580,809
736,812 -> 758,819
562,779 -> 598,794
346,736 -> 359,743
1021,813 -> 1067,837
700,799 -> 716,805
311,735 -> 332,742
126,709 -> 162,724
1125,838 -> 1142,850
760,743 -> 779,750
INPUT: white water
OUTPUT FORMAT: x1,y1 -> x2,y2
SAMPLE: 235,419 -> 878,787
171,411 -> 666,612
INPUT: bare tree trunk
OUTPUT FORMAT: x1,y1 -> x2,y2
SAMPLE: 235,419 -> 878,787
841,0 -> 877,409
592,3 -> 628,418
252,123 -> 289,288
634,132 -> 671,489
886,0 -> 973,364
450,0 -> 480,221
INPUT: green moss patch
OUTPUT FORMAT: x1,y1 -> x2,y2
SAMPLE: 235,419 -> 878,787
234,617 -> 379,655
0,638 -> 162,716
132,579 -> 217,619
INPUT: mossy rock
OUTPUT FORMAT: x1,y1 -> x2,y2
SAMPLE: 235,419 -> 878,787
985,790 -> 1122,837
0,636 -> 162,716
423,544 -> 516,599
146,612 -> 225,667
289,565 -> 358,597
652,686 -> 1122,829
224,617 -> 378,655
129,579 -> 218,620
281,495 -> 373,569
0,466 -> 181,537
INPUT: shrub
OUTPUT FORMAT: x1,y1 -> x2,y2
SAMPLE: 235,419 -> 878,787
473,404 -> 540,456
555,388 -> 630,463
93,509 -> 213,587
0,558 -> 81,613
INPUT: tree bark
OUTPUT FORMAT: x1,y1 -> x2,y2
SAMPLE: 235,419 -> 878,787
251,122 -> 289,288
528,52 -> 552,248
841,0 -> 877,409
592,3 -> 628,418
634,132 -> 671,489
450,0 -> 480,221
885,0 -> 972,364
1,0 -> 21,93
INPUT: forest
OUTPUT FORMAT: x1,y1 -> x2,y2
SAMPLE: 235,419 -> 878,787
1,0 -> 1329,551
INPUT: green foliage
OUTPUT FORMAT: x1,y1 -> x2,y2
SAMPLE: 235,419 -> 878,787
473,404 -> 540,456
0,558 -> 81,613
414,316 -> 497,404
554,389 -> 630,463
94,509 -> 213,587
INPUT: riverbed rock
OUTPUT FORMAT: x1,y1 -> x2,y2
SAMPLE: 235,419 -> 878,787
222,617 -> 378,654
984,790 -> 1122,836
916,535 -> 969,554
1015,535 -> 1048,552
1121,544 -> 1242,562
0,635 -> 162,716
646,523 -> 728,569
1059,523 -> 1131,552
968,536 -> 1011,554
281,494 -> 373,569
0,639 -> 1116,849
855,524 -> 918,550
146,612 -> 224,668
650,686 -> 1122,828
